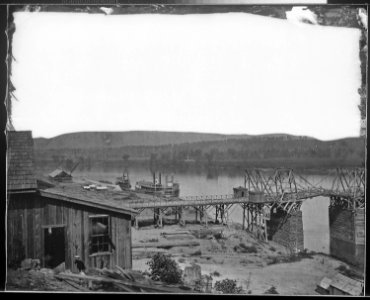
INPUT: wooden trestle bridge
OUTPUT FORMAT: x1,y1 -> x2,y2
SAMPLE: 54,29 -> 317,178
125,168 -> 365,230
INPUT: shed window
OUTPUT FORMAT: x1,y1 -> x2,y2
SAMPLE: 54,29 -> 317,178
89,215 -> 111,254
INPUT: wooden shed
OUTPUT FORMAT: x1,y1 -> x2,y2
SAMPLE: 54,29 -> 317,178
7,131 -> 137,273
233,186 -> 248,198
317,273 -> 363,296
48,168 -> 72,182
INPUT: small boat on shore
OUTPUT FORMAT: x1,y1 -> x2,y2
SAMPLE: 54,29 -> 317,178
135,172 -> 180,197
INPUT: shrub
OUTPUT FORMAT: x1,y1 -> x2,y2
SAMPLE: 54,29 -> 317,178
269,246 -> 276,252
297,249 -> 314,259
212,271 -> 221,277
213,232 -> 224,240
214,279 -> 243,294
235,243 -> 258,254
146,253 -> 183,284
267,251 -> 313,266
264,286 -> 279,294
267,256 -> 280,265
336,265 -> 362,279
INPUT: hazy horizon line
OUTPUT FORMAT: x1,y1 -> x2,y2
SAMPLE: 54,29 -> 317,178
25,129 -> 362,142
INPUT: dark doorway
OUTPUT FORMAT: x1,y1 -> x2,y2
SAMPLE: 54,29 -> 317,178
44,226 -> 65,268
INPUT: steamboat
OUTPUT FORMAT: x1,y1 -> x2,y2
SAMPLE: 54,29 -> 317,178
135,172 -> 180,197
115,171 -> 131,191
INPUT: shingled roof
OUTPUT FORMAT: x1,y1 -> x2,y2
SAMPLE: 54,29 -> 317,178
39,183 -> 138,216
7,131 -> 37,191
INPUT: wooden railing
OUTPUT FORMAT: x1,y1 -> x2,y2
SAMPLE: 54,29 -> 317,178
124,188 -> 330,209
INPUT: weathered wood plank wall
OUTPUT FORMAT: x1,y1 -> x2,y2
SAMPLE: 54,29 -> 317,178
7,192 -> 132,272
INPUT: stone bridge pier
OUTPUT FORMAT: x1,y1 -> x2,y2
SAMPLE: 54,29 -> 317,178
266,208 -> 304,253
264,203 -> 365,270
329,204 -> 365,270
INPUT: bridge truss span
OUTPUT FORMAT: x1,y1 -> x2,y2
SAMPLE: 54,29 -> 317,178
127,168 -> 365,236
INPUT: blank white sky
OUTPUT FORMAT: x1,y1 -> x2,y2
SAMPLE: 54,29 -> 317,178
11,11 -> 361,140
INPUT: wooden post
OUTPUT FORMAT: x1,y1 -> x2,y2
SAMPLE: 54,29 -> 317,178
251,208 -> 254,232
179,207 -> 185,227
264,218 -> 268,242
225,205 -> 229,225
242,204 -> 246,230
205,207 -> 208,227
200,206 -> 203,224
220,205 -> 224,225
247,206 -> 250,231
159,209 -> 163,228
215,206 -> 218,224
154,208 -> 157,224
195,207 -> 198,223
134,217 -> 139,230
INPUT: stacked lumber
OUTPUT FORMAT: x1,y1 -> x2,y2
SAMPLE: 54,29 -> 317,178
132,240 -> 200,249
54,266 -> 193,293
161,230 -> 195,241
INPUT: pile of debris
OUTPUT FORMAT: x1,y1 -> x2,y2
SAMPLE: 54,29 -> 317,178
54,266 -> 195,293
7,259 -> 76,292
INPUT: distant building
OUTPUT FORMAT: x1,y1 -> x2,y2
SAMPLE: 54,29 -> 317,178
233,186 -> 248,198
48,168 -> 72,182
7,131 -> 137,272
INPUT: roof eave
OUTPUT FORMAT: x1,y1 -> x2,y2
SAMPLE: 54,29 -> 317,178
7,188 -> 38,194
39,190 -> 138,217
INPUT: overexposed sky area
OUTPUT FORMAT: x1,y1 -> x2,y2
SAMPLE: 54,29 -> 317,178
11,10 -> 361,140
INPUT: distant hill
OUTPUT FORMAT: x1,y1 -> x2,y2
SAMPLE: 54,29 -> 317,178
32,131 -> 365,170
33,131 -> 312,149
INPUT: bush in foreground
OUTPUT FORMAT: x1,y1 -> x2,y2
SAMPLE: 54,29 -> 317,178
146,253 -> 183,284
214,278 -> 243,294
264,286 -> 279,294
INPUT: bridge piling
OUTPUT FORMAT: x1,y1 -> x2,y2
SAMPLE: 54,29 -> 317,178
242,204 -> 246,230
220,205 -> 224,225
159,209 -> 163,228
247,207 -> 250,231
205,206 -> 208,227
178,207 -> 185,226
153,208 -> 158,224
215,205 -> 219,224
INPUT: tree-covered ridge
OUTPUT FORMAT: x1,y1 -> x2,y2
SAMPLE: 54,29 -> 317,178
34,135 -> 365,171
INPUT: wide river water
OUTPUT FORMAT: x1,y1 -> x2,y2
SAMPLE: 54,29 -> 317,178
47,165 -> 333,254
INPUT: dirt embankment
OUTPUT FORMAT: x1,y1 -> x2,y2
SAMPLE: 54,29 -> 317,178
132,222 -> 353,295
